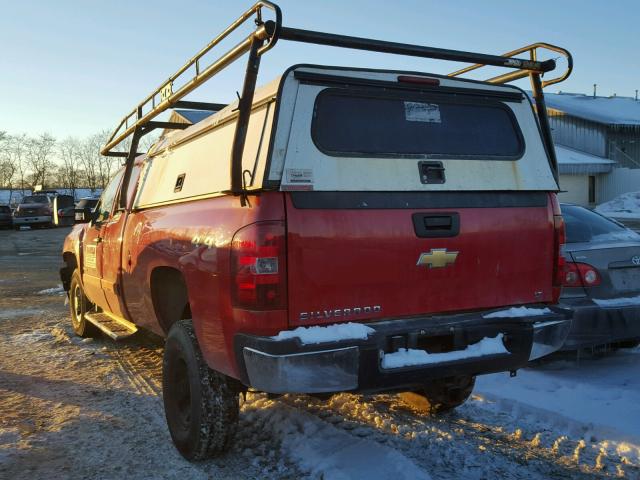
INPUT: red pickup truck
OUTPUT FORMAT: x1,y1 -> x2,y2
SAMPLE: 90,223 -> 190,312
61,2 -> 573,460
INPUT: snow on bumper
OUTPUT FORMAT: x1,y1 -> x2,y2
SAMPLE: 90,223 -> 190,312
236,306 -> 572,394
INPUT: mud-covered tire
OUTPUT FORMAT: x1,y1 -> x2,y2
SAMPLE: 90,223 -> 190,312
418,375 -> 476,414
163,320 -> 239,460
69,270 -> 99,337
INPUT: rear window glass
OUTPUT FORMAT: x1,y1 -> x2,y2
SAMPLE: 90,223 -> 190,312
22,195 -> 49,204
312,91 -> 524,159
56,195 -> 74,208
562,205 -> 640,243
77,199 -> 98,210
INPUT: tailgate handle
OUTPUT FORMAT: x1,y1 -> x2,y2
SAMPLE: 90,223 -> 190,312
413,213 -> 460,238
418,161 -> 445,184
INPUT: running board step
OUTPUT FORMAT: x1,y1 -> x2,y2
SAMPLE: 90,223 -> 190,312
85,312 -> 138,340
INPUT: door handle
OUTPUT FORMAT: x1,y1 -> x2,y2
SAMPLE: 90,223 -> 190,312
412,212 -> 460,238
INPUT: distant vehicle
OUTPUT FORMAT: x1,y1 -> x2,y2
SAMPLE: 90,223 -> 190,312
53,195 -> 76,226
13,194 -> 54,229
0,205 -> 12,229
74,197 -> 99,223
13,192 -> 75,229
560,204 -> 640,350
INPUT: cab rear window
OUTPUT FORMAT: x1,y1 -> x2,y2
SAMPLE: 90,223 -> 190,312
312,90 -> 524,159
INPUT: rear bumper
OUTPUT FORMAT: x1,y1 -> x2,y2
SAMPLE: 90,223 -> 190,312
559,297 -> 640,350
234,306 -> 572,394
13,215 -> 52,225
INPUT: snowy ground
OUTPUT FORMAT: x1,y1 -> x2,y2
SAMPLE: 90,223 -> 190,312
1,228 -> 639,479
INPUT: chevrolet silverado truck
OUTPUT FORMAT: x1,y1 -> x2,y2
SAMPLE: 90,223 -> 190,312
60,2 -> 574,460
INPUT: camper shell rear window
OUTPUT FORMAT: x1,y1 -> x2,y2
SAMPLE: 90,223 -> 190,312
311,89 -> 524,160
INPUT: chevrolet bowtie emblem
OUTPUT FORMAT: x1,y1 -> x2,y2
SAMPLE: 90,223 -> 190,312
416,248 -> 459,269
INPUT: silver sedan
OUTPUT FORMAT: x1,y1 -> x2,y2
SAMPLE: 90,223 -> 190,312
559,204 -> 640,350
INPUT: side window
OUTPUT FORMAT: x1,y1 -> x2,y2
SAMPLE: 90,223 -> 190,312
94,170 -> 125,223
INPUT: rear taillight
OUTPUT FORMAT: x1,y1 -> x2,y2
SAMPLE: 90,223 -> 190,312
563,262 -> 601,287
397,75 -> 440,86
551,194 -> 565,303
231,221 -> 287,310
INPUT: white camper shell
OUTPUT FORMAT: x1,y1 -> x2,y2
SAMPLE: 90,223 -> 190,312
136,66 -> 558,210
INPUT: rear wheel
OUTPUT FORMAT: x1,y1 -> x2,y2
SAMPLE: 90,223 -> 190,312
163,320 -> 239,460
415,375 -> 476,414
69,270 -> 99,337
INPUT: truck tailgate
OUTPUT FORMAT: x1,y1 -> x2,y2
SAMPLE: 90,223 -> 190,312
285,191 -> 554,327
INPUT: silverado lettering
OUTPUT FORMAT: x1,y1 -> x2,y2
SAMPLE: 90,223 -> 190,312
300,305 -> 383,322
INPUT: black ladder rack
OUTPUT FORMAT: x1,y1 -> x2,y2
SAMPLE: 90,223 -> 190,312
103,1 -> 572,208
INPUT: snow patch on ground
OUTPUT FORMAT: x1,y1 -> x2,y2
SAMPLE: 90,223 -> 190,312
36,284 -> 64,295
272,322 -> 375,344
593,294 -> 640,307
382,334 -> 508,369
476,348 -> 640,446
0,308 -> 44,320
596,191 -> 640,220
244,395 -> 432,480
483,306 -> 551,319
12,331 -> 54,343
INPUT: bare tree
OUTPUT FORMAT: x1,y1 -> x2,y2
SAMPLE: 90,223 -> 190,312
0,134 -> 29,205
78,130 -> 123,189
78,133 -> 102,191
58,137 -> 83,199
0,132 -> 16,200
25,133 -> 56,188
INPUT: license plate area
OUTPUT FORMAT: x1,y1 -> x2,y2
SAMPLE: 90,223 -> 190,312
609,267 -> 640,292
384,324 -> 526,356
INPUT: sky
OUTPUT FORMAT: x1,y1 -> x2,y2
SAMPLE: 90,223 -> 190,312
1,0 -> 638,139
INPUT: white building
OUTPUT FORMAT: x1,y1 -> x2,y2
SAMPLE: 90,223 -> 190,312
543,92 -> 640,206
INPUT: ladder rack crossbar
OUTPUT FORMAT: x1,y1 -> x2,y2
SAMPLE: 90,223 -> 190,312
448,42 -> 573,88
101,1 -> 281,156
101,1 -> 573,197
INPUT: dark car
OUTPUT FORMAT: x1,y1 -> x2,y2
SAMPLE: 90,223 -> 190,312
560,203 -> 640,350
13,194 -> 53,228
0,205 -> 12,228
74,197 -> 99,223
53,195 -> 76,226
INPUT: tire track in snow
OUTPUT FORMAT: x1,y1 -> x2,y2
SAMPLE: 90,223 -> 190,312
243,394 -> 432,480
106,340 -> 431,479
111,343 -> 163,398
279,393 -> 632,479
102,337 -> 637,479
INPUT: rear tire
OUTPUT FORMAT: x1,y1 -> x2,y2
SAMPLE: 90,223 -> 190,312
417,375 -> 476,414
163,320 -> 239,460
69,270 -> 99,337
